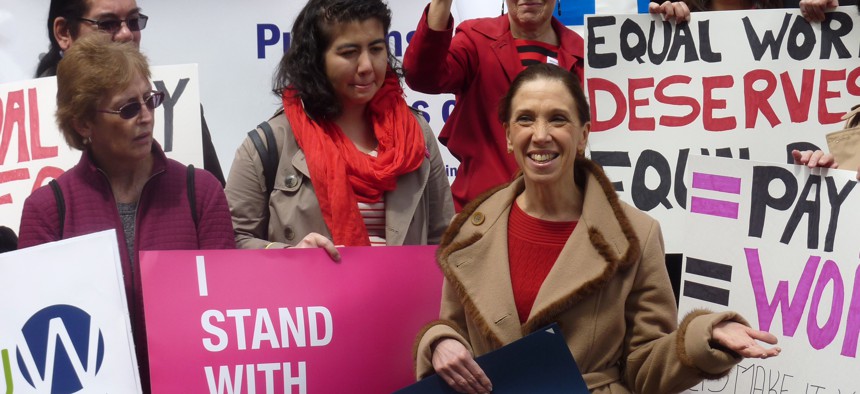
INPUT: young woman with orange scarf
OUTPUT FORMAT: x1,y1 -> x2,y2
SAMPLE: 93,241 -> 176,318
225,0 -> 454,258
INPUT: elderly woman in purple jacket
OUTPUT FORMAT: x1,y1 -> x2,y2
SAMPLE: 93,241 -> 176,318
17,33 -> 234,393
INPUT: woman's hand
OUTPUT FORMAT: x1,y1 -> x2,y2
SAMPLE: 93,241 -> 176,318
428,0 -> 455,31
791,150 -> 860,180
712,321 -> 781,359
791,149 -> 838,169
294,232 -> 341,262
799,0 -> 838,23
649,1 -> 691,24
431,339 -> 493,394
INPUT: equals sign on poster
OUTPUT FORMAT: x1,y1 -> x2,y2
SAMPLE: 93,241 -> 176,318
690,172 -> 742,219
683,257 -> 733,306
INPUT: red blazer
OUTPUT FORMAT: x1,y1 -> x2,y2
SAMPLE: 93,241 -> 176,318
404,6 -> 584,210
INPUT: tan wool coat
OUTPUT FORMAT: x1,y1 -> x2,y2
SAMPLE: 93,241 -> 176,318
225,110 -> 454,248
415,158 -> 745,393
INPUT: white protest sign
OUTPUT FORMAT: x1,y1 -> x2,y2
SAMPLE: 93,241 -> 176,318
0,230 -> 141,393
0,64 -> 202,233
585,7 -> 860,252
678,155 -> 859,393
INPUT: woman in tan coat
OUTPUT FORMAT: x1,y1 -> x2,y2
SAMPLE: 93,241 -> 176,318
414,64 -> 780,394
225,0 -> 454,257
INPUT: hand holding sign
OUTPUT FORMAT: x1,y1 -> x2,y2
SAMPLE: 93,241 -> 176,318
792,149 -> 860,180
648,0 -> 691,24
293,232 -> 341,261
791,149 -> 838,169
799,0 -> 839,22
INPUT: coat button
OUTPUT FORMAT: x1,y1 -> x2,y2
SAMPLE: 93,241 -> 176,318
285,175 -> 299,188
284,227 -> 295,241
471,212 -> 485,226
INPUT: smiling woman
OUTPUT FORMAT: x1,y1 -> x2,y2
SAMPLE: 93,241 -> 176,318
18,33 -> 235,393
225,0 -> 453,256
414,64 -> 782,394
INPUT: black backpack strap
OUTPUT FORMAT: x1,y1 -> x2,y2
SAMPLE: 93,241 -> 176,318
187,165 -> 198,229
247,121 -> 279,194
49,180 -> 65,239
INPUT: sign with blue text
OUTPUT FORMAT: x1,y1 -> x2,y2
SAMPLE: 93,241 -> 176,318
0,230 -> 141,393
678,155 -> 859,393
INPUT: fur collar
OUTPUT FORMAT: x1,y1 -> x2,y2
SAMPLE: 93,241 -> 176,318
437,157 -> 643,345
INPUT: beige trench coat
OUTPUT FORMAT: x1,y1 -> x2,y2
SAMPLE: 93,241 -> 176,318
415,158 -> 745,393
225,110 -> 454,248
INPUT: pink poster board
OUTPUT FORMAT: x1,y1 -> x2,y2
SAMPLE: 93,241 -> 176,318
140,246 -> 443,393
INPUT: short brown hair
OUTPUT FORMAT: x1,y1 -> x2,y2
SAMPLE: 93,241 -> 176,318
55,33 -> 150,150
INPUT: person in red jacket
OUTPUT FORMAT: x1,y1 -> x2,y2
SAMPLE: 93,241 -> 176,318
18,33 -> 235,393
404,0 -> 689,210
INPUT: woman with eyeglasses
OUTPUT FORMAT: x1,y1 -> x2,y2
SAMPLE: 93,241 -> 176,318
18,34 -> 235,393
36,0 -> 147,78
225,0 -> 454,256
36,0 -> 227,186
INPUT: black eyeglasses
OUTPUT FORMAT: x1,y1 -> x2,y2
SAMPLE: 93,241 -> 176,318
78,14 -> 148,34
98,91 -> 164,120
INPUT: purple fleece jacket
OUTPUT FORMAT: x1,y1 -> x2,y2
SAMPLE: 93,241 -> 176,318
18,142 -> 235,392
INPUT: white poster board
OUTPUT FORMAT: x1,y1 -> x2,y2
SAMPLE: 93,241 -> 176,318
0,230 -> 141,393
678,155 -> 860,392
0,64 -> 202,233
585,7 -> 860,252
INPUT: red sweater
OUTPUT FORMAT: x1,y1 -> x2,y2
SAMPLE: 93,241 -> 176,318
18,142 -> 235,392
508,202 -> 577,323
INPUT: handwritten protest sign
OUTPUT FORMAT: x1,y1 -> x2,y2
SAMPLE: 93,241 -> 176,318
140,246 -> 444,394
586,8 -> 860,251
0,230 -> 141,393
0,64 -> 203,233
677,155 -> 859,393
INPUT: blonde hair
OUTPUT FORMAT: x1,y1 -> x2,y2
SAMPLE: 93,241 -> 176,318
55,33 -> 151,150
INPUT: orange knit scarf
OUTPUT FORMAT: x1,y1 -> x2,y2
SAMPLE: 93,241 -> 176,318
282,72 -> 426,246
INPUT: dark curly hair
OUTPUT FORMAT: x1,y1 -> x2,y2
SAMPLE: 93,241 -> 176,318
271,0 -> 402,120
35,0 -> 90,78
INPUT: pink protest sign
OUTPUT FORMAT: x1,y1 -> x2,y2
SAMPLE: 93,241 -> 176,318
140,246 -> 443,393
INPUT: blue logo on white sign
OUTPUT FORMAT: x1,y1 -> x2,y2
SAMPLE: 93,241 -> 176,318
15,305 -> 105,393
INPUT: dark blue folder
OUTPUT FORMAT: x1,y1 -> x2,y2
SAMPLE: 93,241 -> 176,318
394,323 -> 589,393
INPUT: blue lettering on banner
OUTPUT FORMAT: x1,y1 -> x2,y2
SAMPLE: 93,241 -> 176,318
15,305 -> 105,392
255,25 -> 413,59
256,24 -> 291,59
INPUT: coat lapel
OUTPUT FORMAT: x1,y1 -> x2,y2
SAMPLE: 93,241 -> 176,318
473,16 -> 523,84
524,173 -> 631,333
439,181 -> 524,346
553,17 -> 584,74
440,159 -> 643,342
385,159 -> 429,245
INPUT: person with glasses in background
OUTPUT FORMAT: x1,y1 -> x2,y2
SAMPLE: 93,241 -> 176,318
35,0 -> 227,186
18,34 -> 235,393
